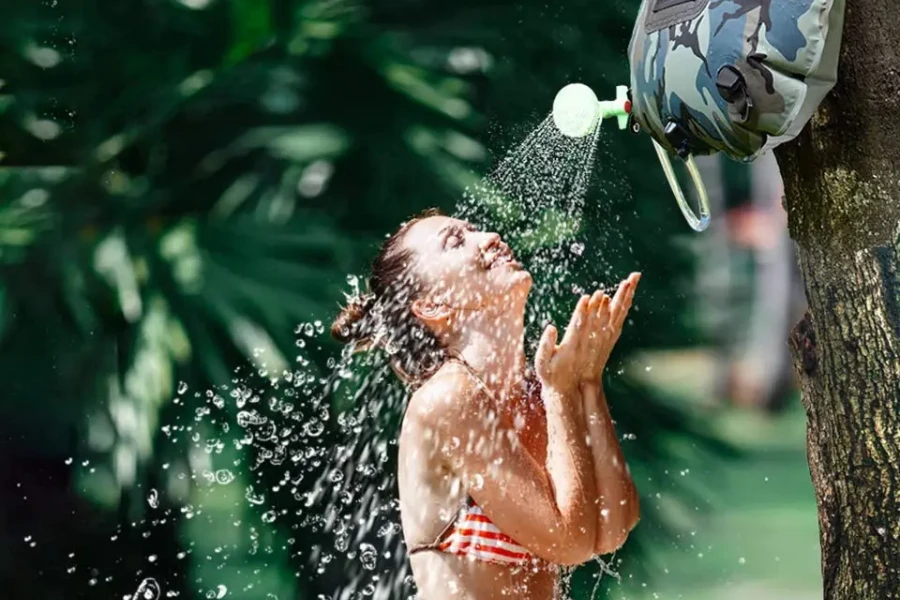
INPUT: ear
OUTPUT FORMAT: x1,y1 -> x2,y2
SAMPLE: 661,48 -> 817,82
411,299 -> 453,325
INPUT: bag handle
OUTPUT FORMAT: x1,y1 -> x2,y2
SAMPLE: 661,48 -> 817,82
651,139 -> 711,232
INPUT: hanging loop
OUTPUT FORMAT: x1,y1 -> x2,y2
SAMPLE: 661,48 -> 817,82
651,139 -> 711,232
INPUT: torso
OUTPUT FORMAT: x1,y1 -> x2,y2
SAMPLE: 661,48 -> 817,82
397,362 -> 556,599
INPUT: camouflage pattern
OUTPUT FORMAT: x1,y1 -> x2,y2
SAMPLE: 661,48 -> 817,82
628,0 -> 845,162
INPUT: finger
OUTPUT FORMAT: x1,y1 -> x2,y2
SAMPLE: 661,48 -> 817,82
535,324 -> 558,376
561,295 -> 590,348
597,294 -> 611,332
615,274 -> 641,329
587,290 -> 604,320
609,279 -> 629,325
586,290 -> 604,340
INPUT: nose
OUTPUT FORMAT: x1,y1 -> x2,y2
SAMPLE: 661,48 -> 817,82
478,232 -> 501,250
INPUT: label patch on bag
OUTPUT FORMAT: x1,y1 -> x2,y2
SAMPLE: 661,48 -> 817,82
652,0 -> 696,12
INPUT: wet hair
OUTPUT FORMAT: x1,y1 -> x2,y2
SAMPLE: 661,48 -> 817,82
331,208 -> 447,385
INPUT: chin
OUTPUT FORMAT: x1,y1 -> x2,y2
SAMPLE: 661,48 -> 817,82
496,268 -> 533,297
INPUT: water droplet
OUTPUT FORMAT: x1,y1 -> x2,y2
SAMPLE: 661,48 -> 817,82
215,469 -> 234,485
261,510 -> 277,523
245,486 -> 265,505
360,543 -> 377,570
237,410 -> 266,428
305,420 -> 325,437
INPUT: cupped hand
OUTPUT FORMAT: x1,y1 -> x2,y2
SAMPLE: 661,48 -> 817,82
581,272 -> 641,386
535,293 -> 591,395
534,273 -> 641,393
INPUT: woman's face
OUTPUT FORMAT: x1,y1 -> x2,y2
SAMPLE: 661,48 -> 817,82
401,216 -> 532,310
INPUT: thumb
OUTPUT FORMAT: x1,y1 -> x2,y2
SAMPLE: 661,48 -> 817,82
535,324 -> 558,377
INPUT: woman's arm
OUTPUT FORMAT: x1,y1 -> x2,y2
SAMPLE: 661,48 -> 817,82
577,273 -> 642,555
413,362 -> 598,566
581,382 -> 639,555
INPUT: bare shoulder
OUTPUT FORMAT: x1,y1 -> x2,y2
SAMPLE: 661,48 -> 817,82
407,361 -> 485,428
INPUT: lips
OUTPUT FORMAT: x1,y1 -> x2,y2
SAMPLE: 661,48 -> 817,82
482,242 -> 518,270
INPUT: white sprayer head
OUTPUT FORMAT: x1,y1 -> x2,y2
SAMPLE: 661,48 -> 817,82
552,83 -> 600,138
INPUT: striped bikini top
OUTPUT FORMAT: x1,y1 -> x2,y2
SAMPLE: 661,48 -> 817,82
408,495 -> 541,566
407,358 -> 545,567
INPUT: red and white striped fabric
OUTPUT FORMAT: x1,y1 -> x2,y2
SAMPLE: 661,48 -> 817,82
436,498 -> 537,565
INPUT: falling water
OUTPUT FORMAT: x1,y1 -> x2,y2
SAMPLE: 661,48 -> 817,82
57,113 -> 623,600
456,114 -> 616,352
192,114 -> 611,600
283,113 -> 619,599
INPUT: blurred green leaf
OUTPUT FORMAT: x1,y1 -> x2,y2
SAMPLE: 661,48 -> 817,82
227,0 -> 274,65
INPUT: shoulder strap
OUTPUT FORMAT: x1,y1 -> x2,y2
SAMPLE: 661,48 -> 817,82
445,355 -> 495,400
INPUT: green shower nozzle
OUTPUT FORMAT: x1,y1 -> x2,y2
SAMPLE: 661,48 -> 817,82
552,83 -> 631,138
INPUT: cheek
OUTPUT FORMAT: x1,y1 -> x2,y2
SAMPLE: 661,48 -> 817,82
420,256 -> 471,293
436,265 -> 492,303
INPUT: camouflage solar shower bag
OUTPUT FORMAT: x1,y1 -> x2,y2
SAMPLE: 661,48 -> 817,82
627,0 -> 846,162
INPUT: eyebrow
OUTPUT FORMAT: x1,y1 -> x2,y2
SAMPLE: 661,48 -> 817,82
438,222 -> 476,235
438,222 -> 476,245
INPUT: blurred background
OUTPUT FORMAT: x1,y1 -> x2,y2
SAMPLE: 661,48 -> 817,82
0,0 -> 819,599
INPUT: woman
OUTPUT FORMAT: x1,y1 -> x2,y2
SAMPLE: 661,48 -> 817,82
331,209 -> 640,599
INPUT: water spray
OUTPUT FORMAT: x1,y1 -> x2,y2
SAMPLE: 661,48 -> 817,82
552,82 -> 710,232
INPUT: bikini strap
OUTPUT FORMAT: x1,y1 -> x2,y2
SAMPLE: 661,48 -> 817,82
407,360 -> 497,556
445,355 -> 495,400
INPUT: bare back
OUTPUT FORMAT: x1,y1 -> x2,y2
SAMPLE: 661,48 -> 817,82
397,361 -> 559,599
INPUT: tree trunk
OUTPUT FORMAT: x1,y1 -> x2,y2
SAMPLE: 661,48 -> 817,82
773,0 -> 900,597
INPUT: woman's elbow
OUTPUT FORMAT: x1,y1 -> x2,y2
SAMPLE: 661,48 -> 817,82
553,539 -> 596,567
539,523 -> 596,567
596,498 -> 640,556
595,519 -> 638,556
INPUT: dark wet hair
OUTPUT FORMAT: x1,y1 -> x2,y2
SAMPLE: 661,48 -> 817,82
331,208 -> 447,384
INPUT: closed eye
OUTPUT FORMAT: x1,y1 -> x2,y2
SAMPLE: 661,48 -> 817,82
441,222 -> 478,250
444,229 -> 463,249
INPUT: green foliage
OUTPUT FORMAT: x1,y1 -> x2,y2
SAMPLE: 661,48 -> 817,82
0,0 -> 736,598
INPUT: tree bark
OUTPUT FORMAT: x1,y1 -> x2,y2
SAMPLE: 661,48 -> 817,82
773,0 -> 900,598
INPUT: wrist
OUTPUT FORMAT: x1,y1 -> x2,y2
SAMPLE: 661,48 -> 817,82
580,381 -> 611,414
541,382 -> 579,401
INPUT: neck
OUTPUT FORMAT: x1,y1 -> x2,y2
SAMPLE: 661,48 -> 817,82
450,303 -> 528,401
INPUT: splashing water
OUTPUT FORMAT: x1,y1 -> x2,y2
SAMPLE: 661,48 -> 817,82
456,114 -> 622,349
132,578 -> 161,600
204,114 -> 614,599
58,112 -> 625,600
283,112 -> 621,598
